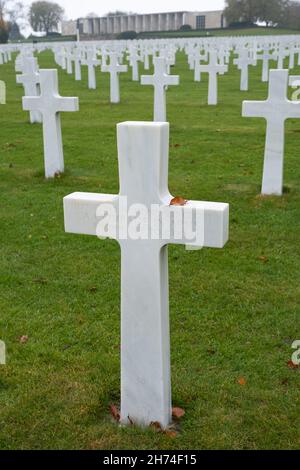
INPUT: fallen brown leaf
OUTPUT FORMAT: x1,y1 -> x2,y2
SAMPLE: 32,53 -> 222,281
172,407 -> 185,419
109,404 -> 120,422
150,421 -> 163,431
258,256 -> 269,263
287,360 -> 299,370
19,335 -> 29,344
170,197 -> 188,206
165,430 -> 177,438
238,377 -> 247,386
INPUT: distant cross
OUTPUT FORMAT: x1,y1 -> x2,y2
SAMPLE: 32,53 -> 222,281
17,57 -> 41,124
194,49 -> 208,82
66,49 -> 73,75
141,57 -> 179,122
0,80 -> 5,105
129,48 -> 141,82
102,53 -> 128,104
84,49 -> 101,89
64,121 -> 229,428
23,69 -> 79,178
257,46 -> 277,82
198,50 -> 228,105
277,45 -> 288,69
289,45 -> 296,70
74,48 -> 82,81
234,47 -> 256,91
243,69 -> 300,195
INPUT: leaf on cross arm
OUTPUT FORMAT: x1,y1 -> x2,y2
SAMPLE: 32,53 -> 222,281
170,197 -> 188,206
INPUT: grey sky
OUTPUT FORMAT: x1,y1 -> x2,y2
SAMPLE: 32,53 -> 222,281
23,0 -> 225,20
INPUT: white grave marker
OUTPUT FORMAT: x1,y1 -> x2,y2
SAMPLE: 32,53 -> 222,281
64,122 -> 229,428
23,69 -> 79,178
141,57 -> 179,122
234,48 -> 256,91
198,51 -> 228,105
243,69 -> 300,195
102,53 -> 128,104
17,57 -> 41,123
85,49 -> 101,90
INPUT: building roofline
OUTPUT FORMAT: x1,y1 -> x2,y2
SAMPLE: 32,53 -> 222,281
77,10 -> 224,21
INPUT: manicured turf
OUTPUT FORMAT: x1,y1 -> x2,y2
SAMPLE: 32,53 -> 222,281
0,47 -> 299,450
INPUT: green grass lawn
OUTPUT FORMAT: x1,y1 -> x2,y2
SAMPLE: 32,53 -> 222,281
0,50 -> 299,450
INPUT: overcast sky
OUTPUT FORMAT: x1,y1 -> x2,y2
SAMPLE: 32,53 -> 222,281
23,0 -> 226,20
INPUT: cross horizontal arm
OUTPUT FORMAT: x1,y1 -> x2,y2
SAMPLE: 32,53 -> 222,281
64,192 -> 119,237
169,201 -> 229,249
56,97 -> 79,113
141,76 -> 154,85
22,96 -> 41,112
242,100 -> 269,118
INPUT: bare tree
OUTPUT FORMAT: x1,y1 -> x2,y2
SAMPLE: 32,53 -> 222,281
29,1 -> 64,34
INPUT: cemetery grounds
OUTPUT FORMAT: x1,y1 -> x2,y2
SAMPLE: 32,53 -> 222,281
0,49 -> 299,450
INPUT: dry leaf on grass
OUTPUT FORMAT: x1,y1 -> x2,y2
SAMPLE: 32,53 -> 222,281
287,360 -> 299,370
19,336 -> 29,344
109,404 -> 120,422
258,256 -> 269,263
172,407 -> 186,419
238,377 -> 247,386
165,430 -> 177,438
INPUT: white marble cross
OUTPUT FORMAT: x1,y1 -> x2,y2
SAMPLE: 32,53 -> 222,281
17,57 -> 41,124
194,49 -> 208,82
64,121 -> 229,429
243,69 -> 300,195
234,48 -> 256,91
257,47 -> 277,82
23,69 -> 79,178
141,57 -> 179,122
102,53 -> 128,103
129,48 -> 141,82
66,49 -> 73,75
84,49 -> 101,89
74,49 -> 82,81
198,50 -> 228,105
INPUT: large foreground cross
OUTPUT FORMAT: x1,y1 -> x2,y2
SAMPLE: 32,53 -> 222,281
23,69 -> 79,178
141,57 -> 179,122
243,69 -> 300,195
64,122 -> 229,428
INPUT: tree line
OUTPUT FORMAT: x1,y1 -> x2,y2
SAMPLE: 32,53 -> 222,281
225,0 -> 300,29
0,0 -> 64,43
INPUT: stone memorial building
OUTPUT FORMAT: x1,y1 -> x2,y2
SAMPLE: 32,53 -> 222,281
61,10 -> 226,37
